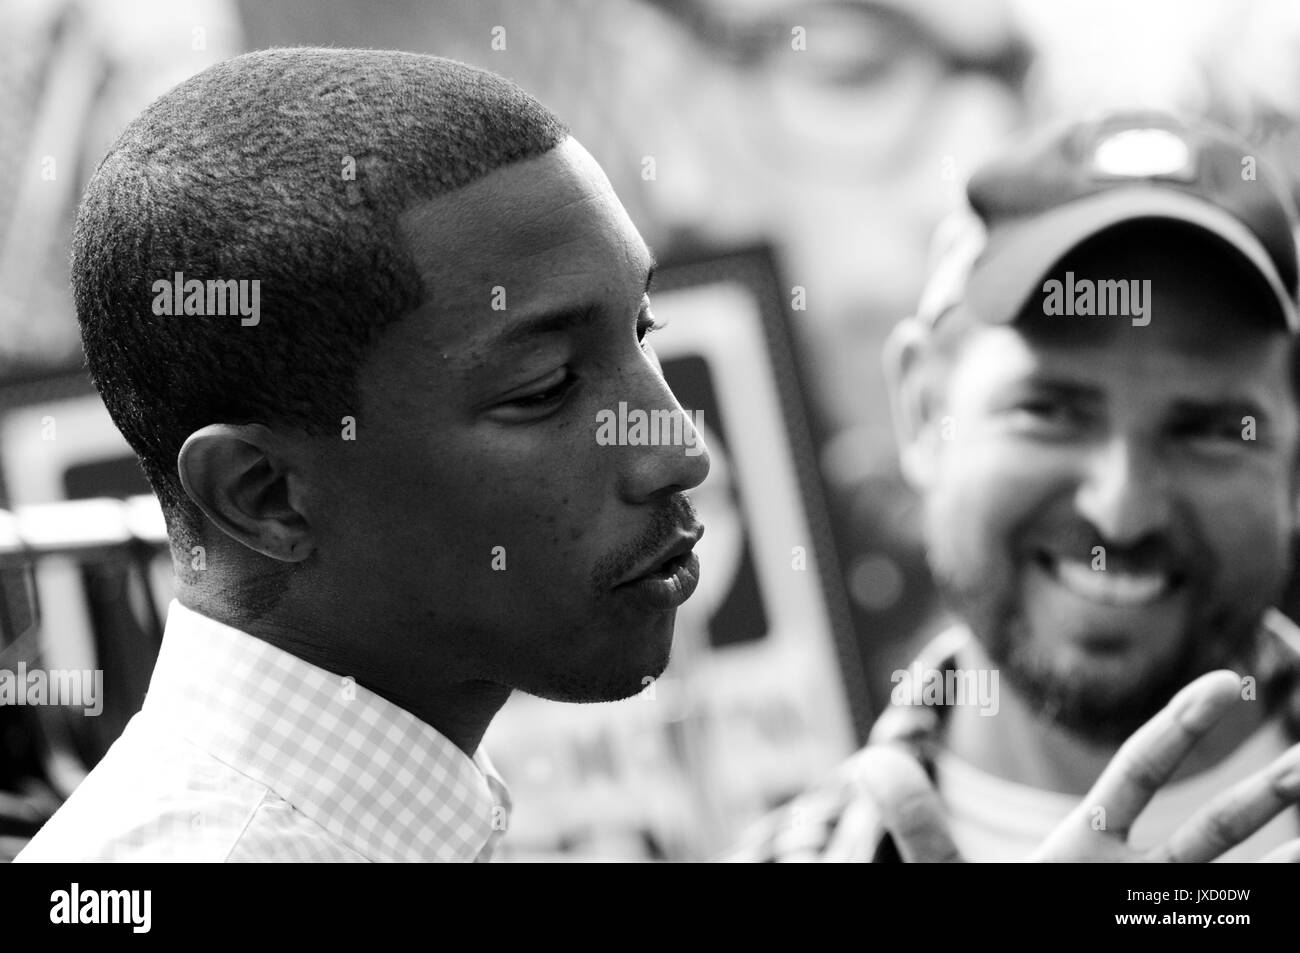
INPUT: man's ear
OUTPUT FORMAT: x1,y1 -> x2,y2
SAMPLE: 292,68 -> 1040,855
882,317 -> 944,491
177,423 -> 314,563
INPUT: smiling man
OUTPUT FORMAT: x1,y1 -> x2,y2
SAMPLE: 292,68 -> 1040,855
730,112 -> 1300,862
16,48 -> 709,862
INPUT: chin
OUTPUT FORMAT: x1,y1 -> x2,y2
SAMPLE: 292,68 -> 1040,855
528,665 -> 667,704
591,636 -> 674,703
517,621 -> 675,704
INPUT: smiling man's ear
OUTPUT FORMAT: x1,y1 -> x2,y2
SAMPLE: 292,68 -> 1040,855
882,316 -> 947,492
177,423 -> 315,562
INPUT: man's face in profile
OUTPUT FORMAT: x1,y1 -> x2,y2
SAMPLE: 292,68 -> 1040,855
300,138 -> 710,705
917,239 -> 1300,741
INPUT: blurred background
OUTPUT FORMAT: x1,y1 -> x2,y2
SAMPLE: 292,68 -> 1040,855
4,0 -> 1300,861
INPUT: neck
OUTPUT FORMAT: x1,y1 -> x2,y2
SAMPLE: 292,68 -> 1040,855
177,584 -> 510,756
944,639 -> 1265,795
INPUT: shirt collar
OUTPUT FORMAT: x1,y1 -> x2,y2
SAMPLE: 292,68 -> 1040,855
143,600 -> 509,862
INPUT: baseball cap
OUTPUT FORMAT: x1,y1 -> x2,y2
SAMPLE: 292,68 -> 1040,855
916,111 -> 1300,331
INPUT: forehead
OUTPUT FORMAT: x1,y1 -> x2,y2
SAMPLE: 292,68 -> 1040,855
396,136 -> 645,319
354,138 -> 650,410
948,319 -> 1294,407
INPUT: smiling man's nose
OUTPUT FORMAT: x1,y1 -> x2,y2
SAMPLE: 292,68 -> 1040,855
1074,438 -> 1173,546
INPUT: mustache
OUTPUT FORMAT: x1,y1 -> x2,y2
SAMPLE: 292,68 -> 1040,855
591,493 -> 700,591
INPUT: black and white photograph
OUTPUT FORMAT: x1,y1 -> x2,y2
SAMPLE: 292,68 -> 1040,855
1,0 -> 1300,931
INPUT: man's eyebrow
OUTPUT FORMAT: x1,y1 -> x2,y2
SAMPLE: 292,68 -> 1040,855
484,302 -> 603,352
1015,377 -> 1103,402
482,254 -> 657,353
1169,396 -> 1268,422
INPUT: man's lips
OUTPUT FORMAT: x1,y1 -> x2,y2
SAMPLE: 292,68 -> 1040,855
611,525 -> 704,611
1032,549 -> 1185,608
614,524 -> 704,587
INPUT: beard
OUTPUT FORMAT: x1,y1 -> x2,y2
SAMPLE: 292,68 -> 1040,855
928,535 -> 1274,747
965,586 -> 1262,745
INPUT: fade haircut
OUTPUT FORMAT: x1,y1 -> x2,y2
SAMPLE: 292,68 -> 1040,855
72,47 -> 568,566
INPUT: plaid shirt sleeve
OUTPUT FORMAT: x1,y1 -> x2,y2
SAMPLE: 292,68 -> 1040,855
719,749 -> 895,862
719,639 -> 960,864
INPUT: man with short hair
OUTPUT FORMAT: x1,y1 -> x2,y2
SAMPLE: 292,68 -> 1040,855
18,47 -> 710,862
729,112 -> 1300,862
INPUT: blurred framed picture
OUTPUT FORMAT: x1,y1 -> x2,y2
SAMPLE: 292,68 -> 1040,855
484,246 -> 870,859
0,371 -> 164,779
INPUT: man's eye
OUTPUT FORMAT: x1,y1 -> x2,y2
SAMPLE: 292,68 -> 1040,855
1010,400 -> 1087,432
513,371 -> 574,405
494,369 -> 577,419
1175,416 -> 1255,448
637,309 -> 666,349
1017,400 -> 1073,421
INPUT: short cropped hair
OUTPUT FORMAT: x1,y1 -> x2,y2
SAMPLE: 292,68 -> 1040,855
72,47 -> 568,561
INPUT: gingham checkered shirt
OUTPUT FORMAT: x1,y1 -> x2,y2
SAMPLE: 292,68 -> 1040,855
16,601 -> 510,862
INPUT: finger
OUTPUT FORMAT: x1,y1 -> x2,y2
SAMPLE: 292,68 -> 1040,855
1150,743 -> 1300,861
820,796 -> 879,863
1081,670 -> 1242,836
853,745 -> 963,863
1260,838 -> 1300,863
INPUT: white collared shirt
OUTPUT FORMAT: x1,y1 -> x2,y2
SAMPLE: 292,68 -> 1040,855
16,601 -> 510,862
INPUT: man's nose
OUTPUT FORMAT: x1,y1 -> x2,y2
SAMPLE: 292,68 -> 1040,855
615,376 -> 711,504
1073,437 -> 1173,547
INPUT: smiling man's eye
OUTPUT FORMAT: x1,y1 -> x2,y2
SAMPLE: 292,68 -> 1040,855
1007,397 -> 1092,435
1016,399 -> 1070,421
1174,413 -> 1258,448
1020,400 -> 1068,419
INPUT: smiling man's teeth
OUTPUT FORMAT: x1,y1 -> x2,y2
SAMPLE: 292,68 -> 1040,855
1053,558 -> 1169,606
